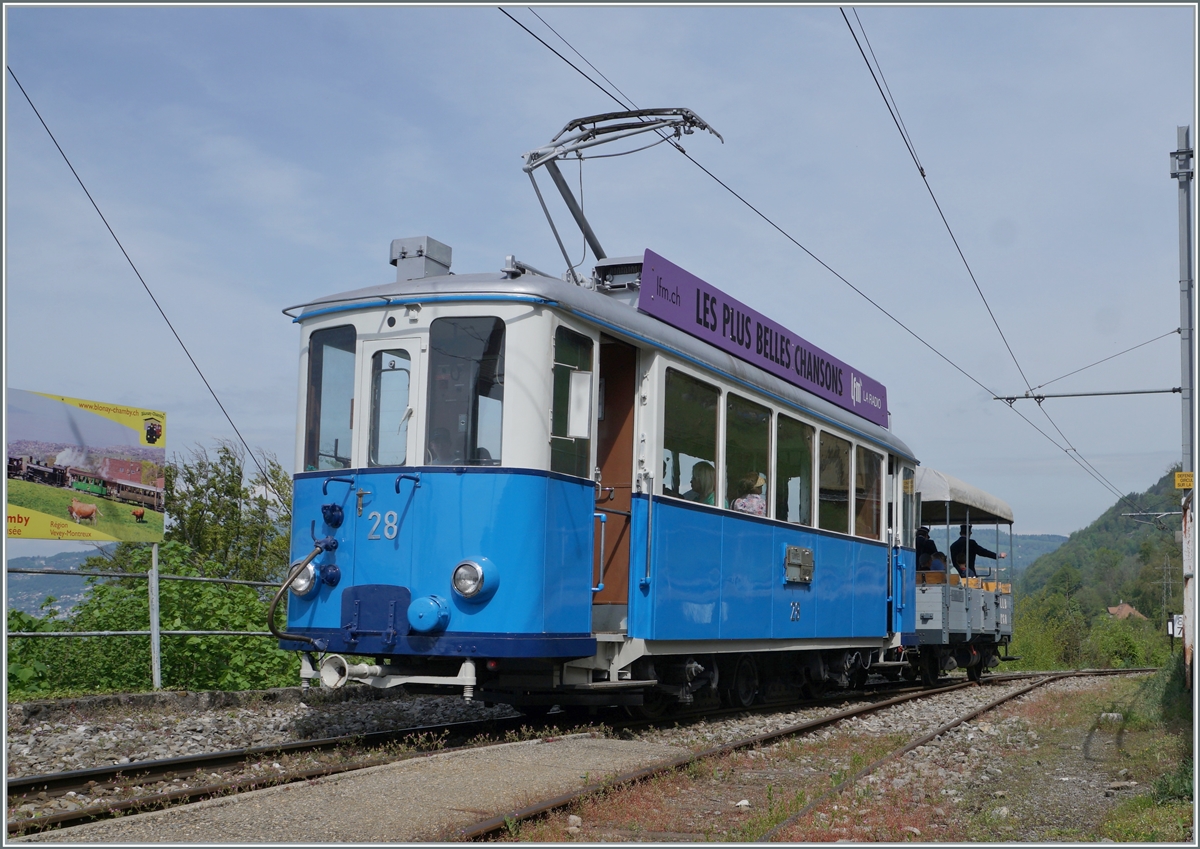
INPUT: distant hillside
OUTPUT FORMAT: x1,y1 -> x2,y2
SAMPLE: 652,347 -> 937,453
6,545 -> 116,615
1010,534 -> 1069,575
1018,467 -> 1184,623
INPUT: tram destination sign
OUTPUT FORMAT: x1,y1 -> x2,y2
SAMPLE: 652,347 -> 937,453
639,250 -> 889,428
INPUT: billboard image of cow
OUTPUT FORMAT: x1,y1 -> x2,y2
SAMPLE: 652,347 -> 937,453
6,390 -> 166,543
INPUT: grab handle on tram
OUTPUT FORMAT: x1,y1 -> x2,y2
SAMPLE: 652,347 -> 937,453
395,473 -> 422,493
592,512 -> 607,593
322,476 -> 355,495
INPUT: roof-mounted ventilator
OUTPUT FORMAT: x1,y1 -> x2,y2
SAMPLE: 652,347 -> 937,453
390,236 -> 452,283
522,108 -> 722,287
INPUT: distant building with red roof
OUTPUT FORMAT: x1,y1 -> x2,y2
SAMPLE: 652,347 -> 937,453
1107,602 -> 1147,621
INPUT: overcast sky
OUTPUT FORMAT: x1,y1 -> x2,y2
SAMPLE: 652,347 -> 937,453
4,4 -> 1195,562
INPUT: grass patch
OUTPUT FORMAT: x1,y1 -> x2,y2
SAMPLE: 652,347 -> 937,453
7,479 -> 164,541
1099,794 -> 1194,843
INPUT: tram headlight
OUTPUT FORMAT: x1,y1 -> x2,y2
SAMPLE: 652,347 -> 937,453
289,560 -> 318,597
452,561 -> 483,597
451,557 -> 498,602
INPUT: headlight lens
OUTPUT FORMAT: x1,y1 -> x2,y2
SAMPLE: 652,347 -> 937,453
289,561 -> 317,596
452,561 -> 484,597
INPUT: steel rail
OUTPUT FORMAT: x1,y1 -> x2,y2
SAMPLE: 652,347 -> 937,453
456,668 -> 1155,840
455,681 -> 975,839
6,715 -> 519,799
3,677 -> 952,835
759,675 -> 1065,840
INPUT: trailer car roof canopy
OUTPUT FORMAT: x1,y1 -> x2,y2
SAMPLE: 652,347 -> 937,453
915,466 -> 1014,526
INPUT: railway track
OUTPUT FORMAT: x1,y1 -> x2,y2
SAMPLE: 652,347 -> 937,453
456,668 -> 1155,841
3,676 -> 953,836
6,669 -> 1152,837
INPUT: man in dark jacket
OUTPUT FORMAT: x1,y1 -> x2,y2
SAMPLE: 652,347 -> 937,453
949,525 -> 1006,578
915,526 -> 942,570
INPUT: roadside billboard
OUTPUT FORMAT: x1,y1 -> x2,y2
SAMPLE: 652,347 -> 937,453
6,390 -> 166,542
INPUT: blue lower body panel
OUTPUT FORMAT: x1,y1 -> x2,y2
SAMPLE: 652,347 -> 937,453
628,494 -> 891,643
284,467 -> 596,659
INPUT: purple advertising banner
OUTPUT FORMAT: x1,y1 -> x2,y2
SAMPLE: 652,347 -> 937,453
638,250 -> 889,428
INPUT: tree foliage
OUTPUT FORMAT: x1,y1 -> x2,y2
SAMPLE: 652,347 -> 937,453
8,542 -> 298,697
1009,465 -> 1184,671
7,441 -> 298,697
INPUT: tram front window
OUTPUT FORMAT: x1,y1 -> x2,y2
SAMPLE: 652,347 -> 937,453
369,350 -> 412,466
426,317 -> 505,465
304,325 -> 356,471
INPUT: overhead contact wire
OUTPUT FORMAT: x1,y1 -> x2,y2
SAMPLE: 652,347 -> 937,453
6,65 -> 284,504
504,10 -> 1144,514
841,8 -> 1144,513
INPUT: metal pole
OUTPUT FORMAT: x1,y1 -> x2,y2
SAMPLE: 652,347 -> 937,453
1172,126 -> 1194,473
1172,127 -> 1196,691
149,543 -> 161,690
543,159 -> 607,262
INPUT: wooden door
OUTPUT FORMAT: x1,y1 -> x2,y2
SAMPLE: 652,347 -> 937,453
592,337 -> 637,614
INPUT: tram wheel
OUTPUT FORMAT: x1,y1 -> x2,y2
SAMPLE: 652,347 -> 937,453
801,676 -> 828,699
728,655 -> 759,708
517,704 -> 554,718
919,653 -> 940,687
629,690 -> 675,720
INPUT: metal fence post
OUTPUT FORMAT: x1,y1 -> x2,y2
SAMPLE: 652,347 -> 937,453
149,543 -> 162,690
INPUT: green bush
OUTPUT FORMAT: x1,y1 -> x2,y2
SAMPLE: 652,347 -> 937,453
7,541 -> 298,698
1152,758 -> 1194,803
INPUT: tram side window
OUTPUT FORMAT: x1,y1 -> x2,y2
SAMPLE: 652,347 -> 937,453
818,431 -> 851,533
369,350 -> 412,467
426,317 -> 505,466
725,394 -> 770,515
776,414 -> 814,526
661,369 -> 719,505
901,466 -> 916,547
551,327 -> 594,478
304,325 -> 356,471
855,446 -> 883,539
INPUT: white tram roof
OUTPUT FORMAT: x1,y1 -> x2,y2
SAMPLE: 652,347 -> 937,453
287,265 -> 917,463
915,466 -> 1013,526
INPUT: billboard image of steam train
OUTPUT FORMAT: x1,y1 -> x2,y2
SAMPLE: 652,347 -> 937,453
6,390 -> 166,543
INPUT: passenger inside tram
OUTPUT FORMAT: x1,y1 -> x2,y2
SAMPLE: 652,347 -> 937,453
731,471 -> 767,516
682,461 -> 715,505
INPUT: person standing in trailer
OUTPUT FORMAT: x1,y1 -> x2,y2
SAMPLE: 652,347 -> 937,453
915,526 -> 945,571
950,525 -> 1006,578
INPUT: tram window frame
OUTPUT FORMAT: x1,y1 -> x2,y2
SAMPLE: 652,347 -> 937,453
425,316 -> 506,466
817,430 -> 852,534
776,413 -> 815,527
724,393 -> 771,516
550,325 -> 595,478
368,348 -> 413,467
854,445 -> 884,539
661,368 -> 720,505
901,465 -> 916,547
304,324 -> 356,472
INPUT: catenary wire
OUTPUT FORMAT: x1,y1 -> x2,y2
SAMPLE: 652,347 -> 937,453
505,8 -> 1147,515
852,7 -> 923,176
6,65 -> 286,506
840,8 -> 1145,512
1031,328 -> 1180,392
841,7 -> 1035,395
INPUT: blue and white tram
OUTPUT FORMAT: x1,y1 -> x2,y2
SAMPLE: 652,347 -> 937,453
275,233 -> 930,712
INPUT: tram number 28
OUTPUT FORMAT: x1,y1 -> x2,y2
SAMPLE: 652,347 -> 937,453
367,511 -> 399,540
